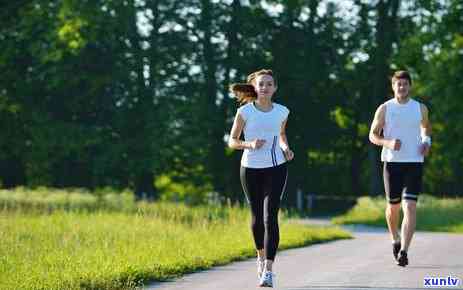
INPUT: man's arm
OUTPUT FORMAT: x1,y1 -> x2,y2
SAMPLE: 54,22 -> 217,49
420,103 -> 432,138
420,103 -> 432,156
369,104 -> 399,150
369,104 -> 386,146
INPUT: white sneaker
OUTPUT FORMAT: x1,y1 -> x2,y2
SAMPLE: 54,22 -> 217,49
259,271 -> 274,287
257,258 -> 265,278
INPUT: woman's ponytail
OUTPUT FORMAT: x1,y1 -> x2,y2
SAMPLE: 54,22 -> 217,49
229,83 -> 257,104
229,69 -> 274,104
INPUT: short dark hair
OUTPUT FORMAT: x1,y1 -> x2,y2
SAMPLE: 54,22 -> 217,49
392,70 -> 412,85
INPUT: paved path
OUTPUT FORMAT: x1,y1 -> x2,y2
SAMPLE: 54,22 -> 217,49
146,221 -> 463,290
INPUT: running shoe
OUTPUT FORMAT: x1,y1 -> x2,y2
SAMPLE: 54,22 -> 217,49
259,271 -> 274,287
397,250 -> 408,267
393,241 -> 401,261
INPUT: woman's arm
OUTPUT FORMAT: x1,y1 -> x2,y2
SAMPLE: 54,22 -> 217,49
279,118 -> 294,161
228,113 -> 264,150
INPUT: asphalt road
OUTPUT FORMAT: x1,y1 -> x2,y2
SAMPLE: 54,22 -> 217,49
146,222 -> 463,290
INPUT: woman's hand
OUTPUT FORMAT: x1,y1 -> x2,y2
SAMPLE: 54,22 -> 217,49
250,139 -> 266,150
283,148 -> 294,161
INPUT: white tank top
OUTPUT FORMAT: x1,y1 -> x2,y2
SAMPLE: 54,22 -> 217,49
237,102 -> 289,168
381,98 -> 423,162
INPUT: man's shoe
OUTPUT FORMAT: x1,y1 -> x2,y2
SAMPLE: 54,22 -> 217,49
397,250 -> 408,267
393,241 -> 401,261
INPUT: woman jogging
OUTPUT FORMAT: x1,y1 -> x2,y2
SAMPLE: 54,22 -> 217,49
228,69 -> 294,287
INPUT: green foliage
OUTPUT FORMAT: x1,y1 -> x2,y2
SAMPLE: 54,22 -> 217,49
332,195 -> 463,233
1,0 -> 462,200
155,174 -> 214,205
0,187 -> 135,213
57,18 -> 88,52
331,107 -> 352,130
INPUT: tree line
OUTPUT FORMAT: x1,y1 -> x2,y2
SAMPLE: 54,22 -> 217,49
1,0 -> 462,205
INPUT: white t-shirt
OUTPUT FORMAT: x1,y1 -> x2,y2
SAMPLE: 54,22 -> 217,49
237,102 -> 289,168
381,98 -> 424,162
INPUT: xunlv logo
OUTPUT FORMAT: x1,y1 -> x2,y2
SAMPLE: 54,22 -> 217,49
424,276 -> 460,287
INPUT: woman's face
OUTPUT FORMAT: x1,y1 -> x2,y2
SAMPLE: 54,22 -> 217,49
253,74 -> 277,100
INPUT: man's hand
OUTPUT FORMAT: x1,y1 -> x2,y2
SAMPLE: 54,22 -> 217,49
420,143 -> 430,156
385,139 -> 401,151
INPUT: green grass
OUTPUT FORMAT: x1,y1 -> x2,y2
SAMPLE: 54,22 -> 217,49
332,195 -> 463,233
0,188 -> 350,290
0,187 -> 136,213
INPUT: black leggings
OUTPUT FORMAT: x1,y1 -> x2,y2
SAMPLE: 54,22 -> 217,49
240,163 -> 288,261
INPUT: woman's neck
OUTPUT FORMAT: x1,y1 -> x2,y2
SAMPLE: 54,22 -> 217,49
254,98 -> 273,111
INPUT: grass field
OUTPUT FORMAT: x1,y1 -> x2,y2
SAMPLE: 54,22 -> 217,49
0,188 -> 350,290
332,195 -> 463,233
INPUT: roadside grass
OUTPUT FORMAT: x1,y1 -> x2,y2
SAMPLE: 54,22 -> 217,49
332,195 -> 463,233
0,188 -> 350,290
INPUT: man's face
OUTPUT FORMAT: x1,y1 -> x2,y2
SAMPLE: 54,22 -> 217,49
392,78 -> 411,99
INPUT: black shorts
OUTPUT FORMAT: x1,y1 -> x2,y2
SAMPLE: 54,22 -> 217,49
383,162 -> 423,204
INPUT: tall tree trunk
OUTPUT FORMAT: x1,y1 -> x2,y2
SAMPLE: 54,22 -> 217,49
283,0 -> 320,207
223,0 -> 244,202
201,0 -> 226,194
0,155 -> 26,188
350,117 -> 361,195
130,1 -> 157,200
369,0 -> 400,195
135,171 -> 155,200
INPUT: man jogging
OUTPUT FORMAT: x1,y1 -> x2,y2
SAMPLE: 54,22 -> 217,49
369,70 -> 432,267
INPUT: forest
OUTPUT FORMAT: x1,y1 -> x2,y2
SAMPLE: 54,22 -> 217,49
1,0 -> 462,206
